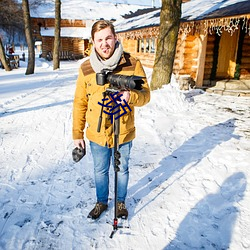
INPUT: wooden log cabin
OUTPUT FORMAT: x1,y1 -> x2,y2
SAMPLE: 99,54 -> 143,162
31,18 -> 93,60
115,0 -> 250,90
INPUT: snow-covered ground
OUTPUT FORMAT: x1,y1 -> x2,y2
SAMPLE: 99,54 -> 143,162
0,50 -> 249,250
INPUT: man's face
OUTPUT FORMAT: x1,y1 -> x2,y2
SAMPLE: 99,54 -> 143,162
93,27 -> 117,60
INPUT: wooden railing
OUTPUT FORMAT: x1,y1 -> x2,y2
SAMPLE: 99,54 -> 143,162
46,51 -> 83,61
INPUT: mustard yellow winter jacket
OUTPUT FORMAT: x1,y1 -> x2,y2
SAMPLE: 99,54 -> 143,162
72,52 -> 150,148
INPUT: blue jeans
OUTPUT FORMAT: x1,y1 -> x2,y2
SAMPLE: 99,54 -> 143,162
90,140 -> 132,205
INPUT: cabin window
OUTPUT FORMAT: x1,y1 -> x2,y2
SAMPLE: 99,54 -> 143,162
137,38 -> 156,54
150,38 -> 155,53
137,39 -> 143,53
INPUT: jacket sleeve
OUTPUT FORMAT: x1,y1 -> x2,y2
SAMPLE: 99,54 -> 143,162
72,68 -> 88,140
128,59 -> 150,107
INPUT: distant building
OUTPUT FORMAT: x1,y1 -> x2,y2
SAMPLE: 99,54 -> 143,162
31,18 -> 92,60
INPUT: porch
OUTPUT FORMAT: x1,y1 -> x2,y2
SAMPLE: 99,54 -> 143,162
205,79 -> 250,97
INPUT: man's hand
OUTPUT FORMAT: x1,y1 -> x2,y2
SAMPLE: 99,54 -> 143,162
74,139 -> 85,149
117,90 -> 130,104
72,139 -> 86,162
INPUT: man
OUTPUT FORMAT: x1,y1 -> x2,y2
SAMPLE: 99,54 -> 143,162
72,20 -> 150,220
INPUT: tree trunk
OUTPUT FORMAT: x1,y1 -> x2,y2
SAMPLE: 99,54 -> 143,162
0,37 -> 11,71
151,0 -> 182,90
53,0 -> 61,70
22,0 -> 35,75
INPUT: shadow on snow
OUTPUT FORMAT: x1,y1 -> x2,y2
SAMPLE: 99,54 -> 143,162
127,118 -> 243,248
164,172 -> 247,249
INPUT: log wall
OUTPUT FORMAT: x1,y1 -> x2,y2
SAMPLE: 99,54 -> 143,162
32,18 -> 86,29
173,34 -> 185,74
203,34 -> 216,82
120,38 -> 156,68
240,34 -> 250,79
173,34 -> 199,81
41,37 -> 87,58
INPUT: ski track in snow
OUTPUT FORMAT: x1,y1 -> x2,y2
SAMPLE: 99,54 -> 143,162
0,59 -> 250,249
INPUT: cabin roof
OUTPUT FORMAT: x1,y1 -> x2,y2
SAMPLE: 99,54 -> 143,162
115,0 -> 250,32
115,8 -> 160,33
30,0 -> 151,20
182,0 -> 250,21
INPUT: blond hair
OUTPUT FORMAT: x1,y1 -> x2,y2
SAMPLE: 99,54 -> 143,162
91,20 -> 116,40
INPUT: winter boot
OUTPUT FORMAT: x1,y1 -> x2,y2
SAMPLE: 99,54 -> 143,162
117,202 -> 128,219
87,202 -> 108,220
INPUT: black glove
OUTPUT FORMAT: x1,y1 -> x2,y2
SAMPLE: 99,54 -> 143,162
72,146 -> 86,162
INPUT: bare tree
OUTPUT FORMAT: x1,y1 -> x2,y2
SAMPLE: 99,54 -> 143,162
53,0 -> 61,70
0,0 -> 24,39
0,0 -> 23,71
151,0 -> 182,90
0,37 -> 11,71
22,0 -> 35,75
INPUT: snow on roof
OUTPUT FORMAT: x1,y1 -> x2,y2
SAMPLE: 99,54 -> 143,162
114,8 -> 160,32
182,0 -> 250,21
40,27 -> 91,39
114,0 -> 250,32
30,0 -> 151,20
